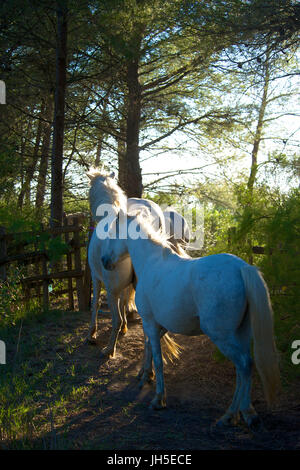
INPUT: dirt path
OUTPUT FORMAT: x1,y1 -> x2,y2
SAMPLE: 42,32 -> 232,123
4,309 -> 300,450
41,311 -> 300,450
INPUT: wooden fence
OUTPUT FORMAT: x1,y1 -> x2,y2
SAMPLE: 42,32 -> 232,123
0,214 -> 92,311
0,218 -> 281,313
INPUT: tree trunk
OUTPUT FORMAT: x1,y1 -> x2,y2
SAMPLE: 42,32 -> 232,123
18,119 -> 33,208
20,102 -> 45,207
95,94 -> 109,167
50,1 -> 68,228
246,52 -> 270,264
247,55 -> 270,193
95,133 -> 104,167
120,57 -> 143,198
117,119 -> 126,189
35,100 -> 53,209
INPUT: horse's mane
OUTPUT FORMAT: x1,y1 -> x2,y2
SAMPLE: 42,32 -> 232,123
87,167 -> 189,258
129,209 -> 189,258
87,167 -> 127,219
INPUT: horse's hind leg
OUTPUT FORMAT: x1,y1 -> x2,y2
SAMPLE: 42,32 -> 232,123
138,326 -> 167,386
239,366 -> 263,430
138,330 -> 154,388
142,321 -> 166,409
100,291 -> 122,358
217,370 -> 242,426
118,284 -> 136,335
211,336 -> 258,428
227,353 -> 262,430
125,283 -> 137,321
88,277 -> 101,343
119,289 -> 128,335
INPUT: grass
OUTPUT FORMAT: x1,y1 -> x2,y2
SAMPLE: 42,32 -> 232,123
0,304 -> 91,449
0,300 -> 149,449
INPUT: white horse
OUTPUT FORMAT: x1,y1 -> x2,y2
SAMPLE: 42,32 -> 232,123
163,209 -> 191,252
101,209 -> 281,428
87,168 -> 184,360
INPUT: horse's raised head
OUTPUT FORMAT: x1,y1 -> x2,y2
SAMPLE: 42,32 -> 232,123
86,167 -> 115,185
87,167 -> 101,184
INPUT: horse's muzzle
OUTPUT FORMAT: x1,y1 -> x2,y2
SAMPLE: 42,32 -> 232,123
101,255 -> 114,271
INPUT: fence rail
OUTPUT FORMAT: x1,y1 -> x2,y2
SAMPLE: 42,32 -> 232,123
0,214 -> 92,311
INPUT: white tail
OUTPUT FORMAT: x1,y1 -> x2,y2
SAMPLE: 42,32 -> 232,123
241,265 -> 281,405
161,333 -> 182,363
122,285 -> 182,364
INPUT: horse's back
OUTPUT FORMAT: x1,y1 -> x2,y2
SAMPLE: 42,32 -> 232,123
128,198 -> 165,232
139,252 -> 248,336
163,210 -> 191,242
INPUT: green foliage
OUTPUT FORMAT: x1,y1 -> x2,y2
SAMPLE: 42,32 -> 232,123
204,205 -> 235,255
210,186 -> 300,381
0,204 -> 44,233
0,267 -> 43,333
0,204 -> 70,264
46,236 -> 69,263
0,268 -> 25,327
0,142 -> 20,199
259,189 -> 300,380
149,191 -> 179,207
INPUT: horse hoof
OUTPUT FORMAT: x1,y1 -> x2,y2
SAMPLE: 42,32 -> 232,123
215,419 -> 230,429
127,310 -> 137,322
138,375 -> 148,389
149,397 -> 166,410
138,374 -> 154,390
137,367 -> 144,380
120,325 -> 128,335
138,379 -> 145,390
216,412 -> 240,427
87,336 -> 97,344
100,347 -> 116,359
248,416 -> 265,433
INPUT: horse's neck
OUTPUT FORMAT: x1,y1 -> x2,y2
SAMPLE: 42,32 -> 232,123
90,181 -> 126,222
127,237 -> 170,278
91,199 -> 118,223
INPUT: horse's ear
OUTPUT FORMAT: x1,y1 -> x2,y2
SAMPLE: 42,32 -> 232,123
86,167 -> 97,182
118,208 -> 126,219
86,171 -> 93,181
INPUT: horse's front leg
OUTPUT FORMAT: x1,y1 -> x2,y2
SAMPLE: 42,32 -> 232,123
119,289 -> 128,335
87,278 -> 101,343
125,283 -> 137,321
138,326 -> 167,385
143,321 -> 166,410
138,328 -> 155,387
100,291 -> 122,358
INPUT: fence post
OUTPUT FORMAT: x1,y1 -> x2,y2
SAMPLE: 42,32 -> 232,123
82,216 -> 93,311
63,214 -> 74,310
73,218 -> 85,311
42,254 -> 49,310
0,227 -> 7,281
